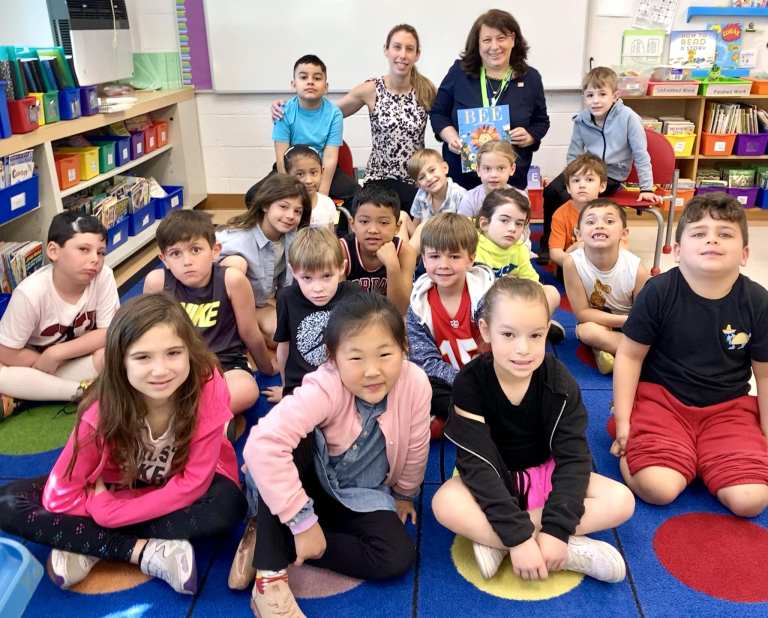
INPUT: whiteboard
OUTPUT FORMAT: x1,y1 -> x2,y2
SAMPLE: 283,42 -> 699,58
203,0 -> 589,92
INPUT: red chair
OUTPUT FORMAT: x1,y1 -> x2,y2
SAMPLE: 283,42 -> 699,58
610,128 -> 679,275
337,140 -> 355,178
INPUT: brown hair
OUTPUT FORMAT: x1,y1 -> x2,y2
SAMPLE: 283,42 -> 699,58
476,140 -> 517,168
406,148 -> 445,181
460,9 -> 529,78
564,153 -> 608,186
420,212 -> 478,256
478,188 -> 531,226
156,210 -> 216,252
386,24 -> 436,111
582,66 -> 618,92
288,226 -> 345,272
481,277 -> 549,325
675,192 -> 748,246
232,174 -> 311,230
577,198 -> 627,229
65,294 -> 219,485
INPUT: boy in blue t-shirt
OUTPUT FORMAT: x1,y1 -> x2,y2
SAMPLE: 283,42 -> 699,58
272,54 -> 358,204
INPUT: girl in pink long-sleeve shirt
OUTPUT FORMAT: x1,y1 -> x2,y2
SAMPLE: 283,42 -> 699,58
0,294 -> 246,594
239,292 -> 431,618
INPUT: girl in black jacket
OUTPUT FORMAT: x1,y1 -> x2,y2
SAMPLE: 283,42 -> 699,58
431,277 -> 634,582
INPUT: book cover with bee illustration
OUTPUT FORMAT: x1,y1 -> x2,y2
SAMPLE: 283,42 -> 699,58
456,105 -> 511,174
707,22 -> 743,71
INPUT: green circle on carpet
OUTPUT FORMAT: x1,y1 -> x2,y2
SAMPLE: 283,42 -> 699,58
0,404 -> 76,454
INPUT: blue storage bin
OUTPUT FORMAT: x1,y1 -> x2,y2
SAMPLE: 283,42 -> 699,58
0,293 -> 10,319
128,201 -> 156,236
80,84 -> 98,116
90,136 -> 130,166
0,175 -> 39,225
106,216 -> 130,253
153,185 -> 184,219
58,87 -> 81,120
0,538 -> 44,618
758,188 -> 768,209
0,80 -> 11,138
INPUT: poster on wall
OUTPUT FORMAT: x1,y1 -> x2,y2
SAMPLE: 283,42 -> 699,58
633,0 -> 679,32
621,29 -> 666,66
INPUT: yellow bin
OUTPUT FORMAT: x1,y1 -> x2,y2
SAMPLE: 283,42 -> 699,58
54,147 -> 100,180
664,134 -> 695,157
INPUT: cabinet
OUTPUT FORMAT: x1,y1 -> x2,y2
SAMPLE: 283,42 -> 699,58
0,88 -> 207,268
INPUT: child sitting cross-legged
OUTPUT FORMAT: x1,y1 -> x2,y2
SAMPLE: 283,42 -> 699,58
0,211 -> 119,416
563,199 -> 649,374
144,210 -> 275,414
432,277 -> 634,583
406,213 -> 494,439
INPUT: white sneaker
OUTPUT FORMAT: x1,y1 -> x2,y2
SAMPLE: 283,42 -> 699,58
47,549 -> 99,589
472,542 -> 507,579
564,536 -> 626,583
140,539 -> 197,594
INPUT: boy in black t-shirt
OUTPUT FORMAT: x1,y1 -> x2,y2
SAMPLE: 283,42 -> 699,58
611,194 -> 768,516
264,226 -> 361,403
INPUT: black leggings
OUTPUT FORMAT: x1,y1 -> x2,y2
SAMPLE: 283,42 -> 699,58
0,474 -> 247,561
254,436 -> 416,580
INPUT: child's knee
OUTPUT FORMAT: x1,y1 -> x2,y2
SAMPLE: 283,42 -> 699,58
717,485 -> 768,518
376,542 -> 416,580
543,285 -> 560,313
575,322 -> 600,344
629,468 -> 686,506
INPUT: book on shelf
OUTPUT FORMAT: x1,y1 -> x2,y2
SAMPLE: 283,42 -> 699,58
456,105 -> 511,174
668,30 -> 717,67
0,241 -> 43,292
708,22 -> 743,71
704,103 -> 762,134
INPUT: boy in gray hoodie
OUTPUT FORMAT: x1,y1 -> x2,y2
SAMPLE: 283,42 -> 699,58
539,67 -> 661,261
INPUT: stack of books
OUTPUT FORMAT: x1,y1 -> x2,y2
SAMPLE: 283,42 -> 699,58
0,241 -> 44,292
659,116 -> 696,136
0,150 -> 34,190
696,168 -> 728,188
704,103 -> 767,134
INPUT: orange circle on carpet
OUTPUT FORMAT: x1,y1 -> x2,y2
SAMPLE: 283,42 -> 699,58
653,513 -> 768,602
288,564 -> 362,599
69,561 -> 150,594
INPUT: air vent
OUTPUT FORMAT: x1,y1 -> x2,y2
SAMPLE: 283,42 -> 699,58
65,0 -> 129,30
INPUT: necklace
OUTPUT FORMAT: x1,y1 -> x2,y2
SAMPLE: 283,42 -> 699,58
480,67 -> 512,107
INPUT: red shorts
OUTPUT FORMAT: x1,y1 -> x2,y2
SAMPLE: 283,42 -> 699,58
626,382 -> 768,494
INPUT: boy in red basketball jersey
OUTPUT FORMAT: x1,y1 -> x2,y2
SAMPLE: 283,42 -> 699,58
406,213 -> 494,437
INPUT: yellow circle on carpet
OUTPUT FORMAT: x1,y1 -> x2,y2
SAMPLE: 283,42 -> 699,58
450,535 -> 584,600
69,561 -> 150,594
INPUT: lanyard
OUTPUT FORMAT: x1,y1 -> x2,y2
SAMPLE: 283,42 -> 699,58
480,66 -> 512,107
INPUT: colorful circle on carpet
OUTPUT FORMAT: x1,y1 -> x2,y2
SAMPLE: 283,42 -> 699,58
70,561 -> 150,594
653,512 -> 768,602
288,564 -> 362,599
451,535 -> 583,600
0,404 -> 76,455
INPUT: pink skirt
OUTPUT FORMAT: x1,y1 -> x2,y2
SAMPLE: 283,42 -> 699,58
522,457 -> 555,510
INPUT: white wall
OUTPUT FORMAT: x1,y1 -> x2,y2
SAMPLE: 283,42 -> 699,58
0,0 -> 54,47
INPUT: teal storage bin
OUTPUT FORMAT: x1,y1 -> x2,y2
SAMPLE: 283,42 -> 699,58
0,538 -> 44,618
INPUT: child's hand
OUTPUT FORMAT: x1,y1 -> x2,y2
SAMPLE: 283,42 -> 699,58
270,99 -> 286,121
294,522 -> 327,566
610,420 -> 630,458
265,385 -> 283,403
509,537 -> 548,580
509,127 -> 534,148
395,498 -> 417,525
33,347 -> 62,375
537,532 -> 568,572
375,241 -> 400,270
637,191 -> 663,205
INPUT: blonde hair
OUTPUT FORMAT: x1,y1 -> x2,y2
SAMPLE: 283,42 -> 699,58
288,226 -> 345,272
420,212 -> 478,256
406,148 -> 444,181
582,67 -> 618,92
476,140 -> 517,168
385,24 -> 436,111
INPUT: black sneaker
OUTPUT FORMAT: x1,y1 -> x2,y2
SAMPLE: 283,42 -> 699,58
547,320 -> 566,345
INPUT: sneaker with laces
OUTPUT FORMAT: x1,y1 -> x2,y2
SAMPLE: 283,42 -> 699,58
564,536 -> 626,583
547,320 -> 566,345
139,539 -> 197,594
229,517 -> 258,590
593,349 -> 615,375
47,549 -> 99,588
251,570 -> 306,618
472,542 -> 506,580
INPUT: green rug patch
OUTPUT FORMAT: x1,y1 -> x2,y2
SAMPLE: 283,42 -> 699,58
0,404 -> 76,455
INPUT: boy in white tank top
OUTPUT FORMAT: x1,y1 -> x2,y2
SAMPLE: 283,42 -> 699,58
563,199 -> 649,374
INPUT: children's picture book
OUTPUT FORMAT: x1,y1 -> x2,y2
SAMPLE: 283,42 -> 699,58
456,105 -> 511,174
668,30 -> 717,67
708,22 -> 743,70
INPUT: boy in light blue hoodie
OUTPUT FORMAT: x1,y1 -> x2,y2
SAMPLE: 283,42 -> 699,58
539,67 -> 661,260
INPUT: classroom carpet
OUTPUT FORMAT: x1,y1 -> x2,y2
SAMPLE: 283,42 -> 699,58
3,233 -> 768,617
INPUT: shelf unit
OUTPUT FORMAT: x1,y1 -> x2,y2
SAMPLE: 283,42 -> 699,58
0,88 -> 206,267
686,6 -> 768,22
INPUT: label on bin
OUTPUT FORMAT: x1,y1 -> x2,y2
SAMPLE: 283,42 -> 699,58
10,193 -> 26,211
715,141 -> 725,152
171,196 -> 180,207
122,147 -> 129,159
675,142 -> 685,152
737,195 -> 747,205
149,136 -> 156,147
68,169 -> 76,182
113,231 -> 122,243
107,153 -> 113,164
142,214 -> 149,225
137,144 -> 143,154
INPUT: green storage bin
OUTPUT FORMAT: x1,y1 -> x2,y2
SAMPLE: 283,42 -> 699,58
42,91 -> 59,123
95,141 -> 116,173
697,78 -> 752,96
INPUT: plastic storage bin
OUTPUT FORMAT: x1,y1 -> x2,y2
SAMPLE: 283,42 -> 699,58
665,133 -> 696,157
0,80 -> 12,138
696,186 -> 728,197
154,121 -> 169,146
0,293 -> 10,319
528,188 -> 543,220
128,202 -> 156,236
54,153 -> 81,190
79,85 -> 98,116
758,189 -> 768,209
90,136 -> 130,166
0,175 -> 39,225
7,97 -> 39,134
30,91 -> 59,124
94,142 -> 116,173
700,133 -> 736,156
58,87 -> 81,120
28,93 -> 45,127
143,125 -> 158,153
153,185 -> 184,219
0,538 -> 44,618
54,147 -> 100,180
647,81 -> 699,96
616,73 -> 650,97
130,131 -> 145,159
697,78 -> 752,96
749,78 -> 768,95
727,187 -> 759,208
106,217 -> 130,253
733,134 -> 768,156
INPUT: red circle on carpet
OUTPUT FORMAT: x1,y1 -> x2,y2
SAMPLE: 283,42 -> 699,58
653,513 -> 768,602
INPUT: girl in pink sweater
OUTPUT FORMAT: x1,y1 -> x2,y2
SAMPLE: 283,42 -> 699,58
0,294 -> 246,594
240,293 -> 431,618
